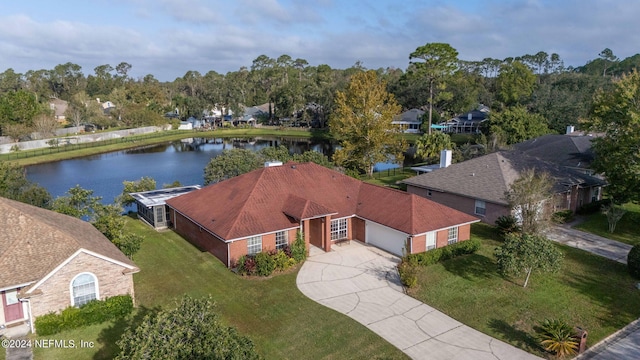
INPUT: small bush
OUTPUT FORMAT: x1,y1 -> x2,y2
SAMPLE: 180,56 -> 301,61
405,239 -> 481,267
34,295 -> 134,335
60,306 -> 83,329
273,250 -> 291,271
237,255 -> 257,276
628,244 -> 640,279
255,252 -> 276,276
291,231 -> 307,263
552,210 -> 575,224
34,313 -> 63,336
398,261 -> 419,288
576,198 -> 611,215
495,215 -> 520,236
104,295 -> 134,318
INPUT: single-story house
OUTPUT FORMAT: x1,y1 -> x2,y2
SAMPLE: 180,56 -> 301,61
0,197 -> 139,334
130,185 -> 201,229
403,150 -> 607,225
392,108 -> 425,133
166,162 -> 479,267
513,131 -> 596,175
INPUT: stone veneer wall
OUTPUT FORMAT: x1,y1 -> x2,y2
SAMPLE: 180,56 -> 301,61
29,252 -> 135,319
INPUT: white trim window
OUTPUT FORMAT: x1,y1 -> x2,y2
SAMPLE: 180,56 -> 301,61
475,199 -> 486,216
71,273 -> 98,306
447,227 -> 458,245
247,235 -> 262,255
275,231 -> 288,250
330,218 -> 348,241
426,232 -> 436,250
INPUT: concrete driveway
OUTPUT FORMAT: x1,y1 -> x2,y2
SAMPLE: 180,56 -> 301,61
546,225 -> 631,264
297,241 -> 540,360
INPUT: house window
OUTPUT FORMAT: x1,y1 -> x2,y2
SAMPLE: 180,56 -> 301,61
247,235 -> 262,255
330,218 -> 348,241
275,231 -> 288,250
475,200 -> 486,216
447,227 -> 458,245
71,273 -> 98,307
426,232 -> 436,250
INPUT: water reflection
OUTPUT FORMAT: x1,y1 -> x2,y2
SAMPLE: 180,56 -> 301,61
26,136 -> 335,204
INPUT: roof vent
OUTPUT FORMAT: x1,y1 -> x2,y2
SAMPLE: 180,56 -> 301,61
264,161 -> 283,167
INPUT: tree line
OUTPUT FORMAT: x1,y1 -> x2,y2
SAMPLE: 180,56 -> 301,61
0,46 -> 637,141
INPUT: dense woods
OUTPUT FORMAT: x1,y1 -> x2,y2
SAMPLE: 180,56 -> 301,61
1,46 -> 638,142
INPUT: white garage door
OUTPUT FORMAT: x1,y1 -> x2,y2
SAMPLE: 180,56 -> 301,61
365,221 -> 408,256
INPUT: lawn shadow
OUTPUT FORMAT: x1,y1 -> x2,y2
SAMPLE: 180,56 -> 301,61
441,253 -> 498,281
93,305 -> 162,359
488,318 -> 540,353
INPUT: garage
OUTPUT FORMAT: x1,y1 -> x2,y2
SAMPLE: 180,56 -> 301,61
364,220 -> 408,256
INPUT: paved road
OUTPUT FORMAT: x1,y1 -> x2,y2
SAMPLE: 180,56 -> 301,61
546,225 -> 631,264
577,318 -> 640,360
297,242 -> 540,360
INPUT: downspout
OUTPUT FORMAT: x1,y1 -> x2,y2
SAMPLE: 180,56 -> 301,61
24,299 -> 34,334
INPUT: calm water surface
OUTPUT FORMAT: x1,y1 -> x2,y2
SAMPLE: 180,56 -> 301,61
27,137 -> 334,203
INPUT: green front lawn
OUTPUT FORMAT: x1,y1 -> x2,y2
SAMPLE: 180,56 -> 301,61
34,218 -> 407,360
406,224 -> 640,357
574,203 -> 640,246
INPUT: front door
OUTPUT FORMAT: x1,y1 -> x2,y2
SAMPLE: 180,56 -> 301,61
2,289 -> 24,323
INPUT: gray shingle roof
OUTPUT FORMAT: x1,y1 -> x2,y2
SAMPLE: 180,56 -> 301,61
513,134 -> 594,169
403,151 -> 606,205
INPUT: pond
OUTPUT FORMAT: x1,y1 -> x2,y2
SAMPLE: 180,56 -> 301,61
26,136 -> 405,204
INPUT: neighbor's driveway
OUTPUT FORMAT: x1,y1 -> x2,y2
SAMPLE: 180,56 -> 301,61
296,242 -> 540,360
546,225 -> 632,264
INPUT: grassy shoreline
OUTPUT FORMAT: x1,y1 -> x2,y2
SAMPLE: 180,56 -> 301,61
2,128 -> 329,167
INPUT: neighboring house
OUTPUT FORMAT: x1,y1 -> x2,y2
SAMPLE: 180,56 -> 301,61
49,98 -> 68,122
0,197 -> 139,334
392,108 -> 425,133
130,185 -> 201,230
513,130 -> 596,175
403,151 -> 606,225
96,98 -> 116,115
442,105 -> 489,134
166,162 -> 479,267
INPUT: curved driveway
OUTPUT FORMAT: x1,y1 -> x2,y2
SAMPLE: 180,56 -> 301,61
297,242 -> 540,360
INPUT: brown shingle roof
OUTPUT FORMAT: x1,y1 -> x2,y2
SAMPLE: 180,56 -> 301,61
0,197 -> 138,289
403,151 -> 607,205
167,162 -> 478,240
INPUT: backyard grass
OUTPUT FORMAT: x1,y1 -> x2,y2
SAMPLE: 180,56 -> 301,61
33,218 -> 407,360
363,168 -> 415,190
406,223 -> 640,357
574,203 -> 640,246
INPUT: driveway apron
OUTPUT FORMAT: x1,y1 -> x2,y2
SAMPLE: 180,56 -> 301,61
297,242 -> 541,360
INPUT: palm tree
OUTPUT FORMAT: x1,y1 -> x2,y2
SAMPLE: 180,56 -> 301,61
415,132 -> 454,163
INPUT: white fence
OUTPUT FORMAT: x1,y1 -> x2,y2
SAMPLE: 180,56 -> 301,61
0,126 -> 166,154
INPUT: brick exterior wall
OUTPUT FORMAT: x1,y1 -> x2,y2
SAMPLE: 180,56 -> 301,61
351,217 -> 366,243
29,252 -> 135,319
436,229 -> 449,248
407,185 -> 509,225
411,234 -> 426,254
171,209 -> 229,266
459,224 -> 471,241
228,228 -> 298,267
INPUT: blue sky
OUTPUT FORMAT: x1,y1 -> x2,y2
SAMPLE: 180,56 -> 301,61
0,0 -> 637,81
